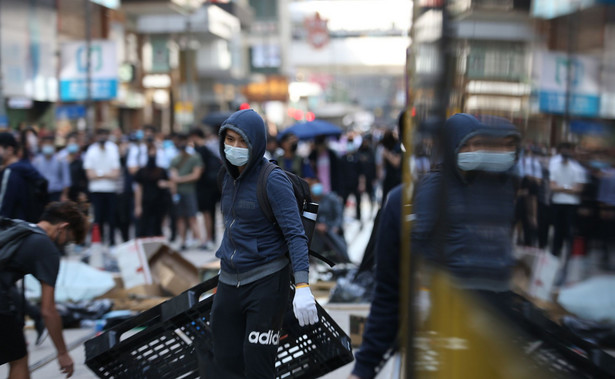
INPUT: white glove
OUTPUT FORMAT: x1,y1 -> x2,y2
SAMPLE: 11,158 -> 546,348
293,286 -> 319,327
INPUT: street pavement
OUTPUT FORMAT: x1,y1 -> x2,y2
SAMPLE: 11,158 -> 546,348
1,196 -> 381,378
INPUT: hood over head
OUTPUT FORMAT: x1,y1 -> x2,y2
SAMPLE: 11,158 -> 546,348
218,109 -> 267,178
442,113 -> 520,177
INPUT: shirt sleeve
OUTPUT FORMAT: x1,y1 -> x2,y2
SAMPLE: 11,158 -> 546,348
126,145 -> 139,169
83,146 -> 95,170
192,154 -> 204,169
61,159 -> 72,189
108,144 -> 121,170
267,169 -> 310,284
352,186 -> 402,379
0,169 -> 18,218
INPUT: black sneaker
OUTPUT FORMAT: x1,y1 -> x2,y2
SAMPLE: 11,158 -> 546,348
35,320 -> 48,346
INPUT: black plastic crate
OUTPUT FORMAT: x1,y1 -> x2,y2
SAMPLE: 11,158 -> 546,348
85,276 -> 354,378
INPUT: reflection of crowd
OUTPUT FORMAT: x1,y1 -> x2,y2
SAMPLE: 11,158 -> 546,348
515,142 -> 615,269
0,122 -> 406,258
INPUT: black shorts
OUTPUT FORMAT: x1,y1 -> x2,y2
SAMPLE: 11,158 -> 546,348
0,313 -> 27,364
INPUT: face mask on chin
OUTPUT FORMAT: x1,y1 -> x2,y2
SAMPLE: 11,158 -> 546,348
457,151 -> 516,173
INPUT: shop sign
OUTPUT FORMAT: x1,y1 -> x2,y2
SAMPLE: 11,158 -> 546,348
90,0 -> 120,9
535,51 -> 600,117
56,105 -> 86,120
60,40 -> 118,101
532,0 -> 606,19
151,37 -> 170,73
142,74 -> 171,88
304,12 -> 329,49
241,76 -> 289,102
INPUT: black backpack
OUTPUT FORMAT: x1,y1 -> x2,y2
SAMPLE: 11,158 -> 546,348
217,160 -> 335,266
0,217 -> 46,270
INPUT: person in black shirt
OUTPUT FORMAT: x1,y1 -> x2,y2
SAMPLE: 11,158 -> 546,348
0,201 -> 87,378
357,135 -> 377,216
379,130 -> 402,206
65,133 -> 89,205
134,144 -> 171,237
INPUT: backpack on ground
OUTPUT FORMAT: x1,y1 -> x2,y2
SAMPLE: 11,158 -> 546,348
217,160 -> 335,266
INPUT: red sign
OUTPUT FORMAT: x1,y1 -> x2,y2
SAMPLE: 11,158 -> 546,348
304,12 -> 329,49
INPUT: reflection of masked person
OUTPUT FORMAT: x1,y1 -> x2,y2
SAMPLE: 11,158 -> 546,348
413,113 -> 520,291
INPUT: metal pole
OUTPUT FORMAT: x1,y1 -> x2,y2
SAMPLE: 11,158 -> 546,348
0,0 -> 7,128
563,12 -> 577,141
85,0 -> 93,132
185,13 -> 192,130
400,0 -> 421,376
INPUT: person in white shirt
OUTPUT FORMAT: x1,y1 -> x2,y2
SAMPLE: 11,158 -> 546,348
83,128 -> 121,245
549,143 -> 587,258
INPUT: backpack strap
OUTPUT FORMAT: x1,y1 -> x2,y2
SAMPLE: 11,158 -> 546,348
256,161 -> 278,225
256,161 -> 335,267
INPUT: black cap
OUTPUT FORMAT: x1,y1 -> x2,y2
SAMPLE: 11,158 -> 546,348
0,132 -> 18,148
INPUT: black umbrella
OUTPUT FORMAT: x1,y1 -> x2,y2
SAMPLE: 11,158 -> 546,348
202,111 -> 234,130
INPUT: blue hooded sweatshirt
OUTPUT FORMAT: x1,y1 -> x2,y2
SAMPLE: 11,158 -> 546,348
0,159 -> 47,222
216,109 -> 309,286
413,113 -> 520,291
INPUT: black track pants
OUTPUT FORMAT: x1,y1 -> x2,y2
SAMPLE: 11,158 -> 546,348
210,265 -> 290,379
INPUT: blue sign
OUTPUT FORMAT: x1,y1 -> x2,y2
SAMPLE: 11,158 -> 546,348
55,105 -> 86,120
538,90 -> 600,117
570,120 -> 607,135
59,79 -> 118,102
0,115 -> 8,127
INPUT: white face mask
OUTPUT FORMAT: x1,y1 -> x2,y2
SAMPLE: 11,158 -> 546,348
457,151 -> 516,172
224,144 -> 249,167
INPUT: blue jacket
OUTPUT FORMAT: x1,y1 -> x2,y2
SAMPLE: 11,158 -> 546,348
0,160 -> 46,221
216,109 -> 309,286
413,113 -> 520,291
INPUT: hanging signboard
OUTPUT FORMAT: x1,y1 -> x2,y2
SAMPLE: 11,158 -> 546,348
535,51 -> 600,117
59,40 -> 118,101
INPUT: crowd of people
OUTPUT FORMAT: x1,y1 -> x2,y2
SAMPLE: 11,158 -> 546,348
0,121 -> 409,261
2,112 -> 614,378
514,141 -> 615,273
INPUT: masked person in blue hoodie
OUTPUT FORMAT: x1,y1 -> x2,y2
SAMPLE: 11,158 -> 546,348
349,113 -> 520,379
210,109 -> 318,379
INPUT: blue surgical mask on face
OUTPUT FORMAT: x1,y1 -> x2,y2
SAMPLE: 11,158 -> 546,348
135,130 -> 144,141
224,144 -> 249,167
457,151 -> 516,172
163,140 -> 174,150
311,183 -> 324,196
42,145 -> 55,156
67,143 -> 79,154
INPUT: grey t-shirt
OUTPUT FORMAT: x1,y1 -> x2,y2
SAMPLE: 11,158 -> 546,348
1,230 -> 61,289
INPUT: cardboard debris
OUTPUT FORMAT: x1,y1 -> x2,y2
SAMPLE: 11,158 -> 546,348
100,241 -> 209,311
148,245 -> 200,296
115,240 -> 154,289
349,314 -> 367,348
